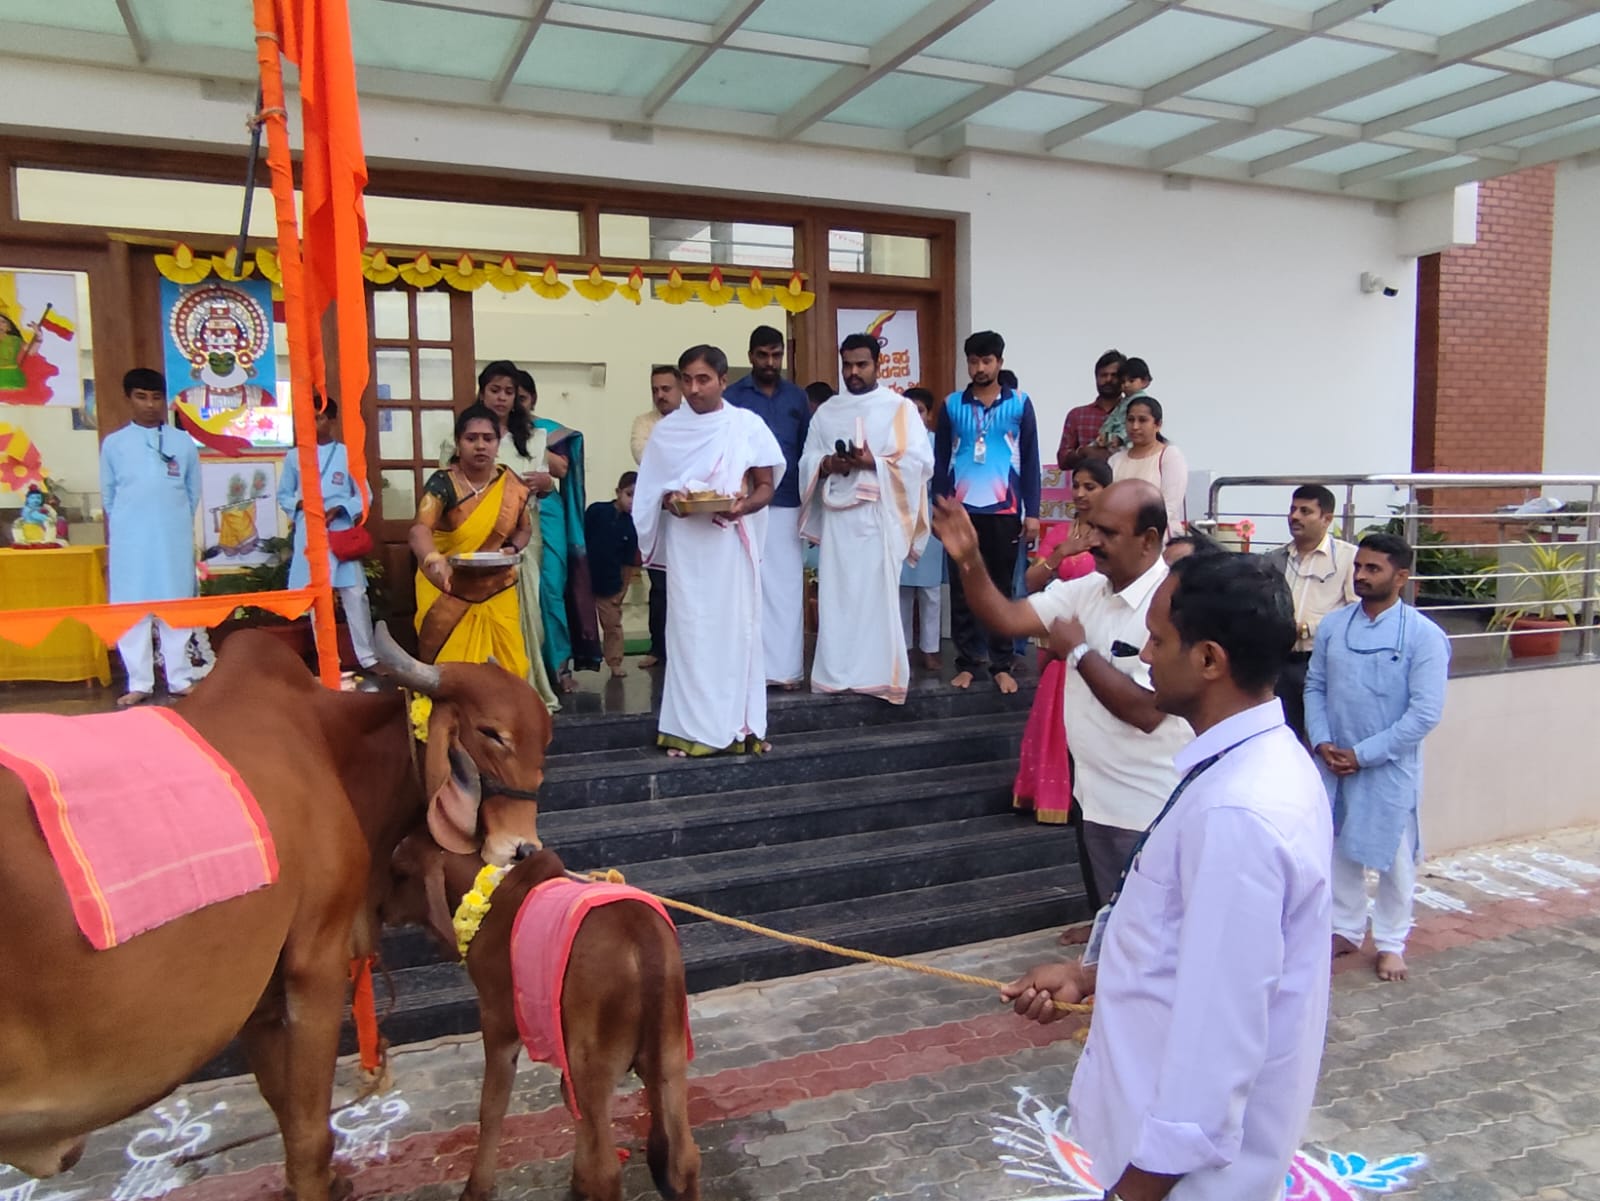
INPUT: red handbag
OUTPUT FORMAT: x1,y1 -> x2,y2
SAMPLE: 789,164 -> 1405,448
328,524 -> 375,562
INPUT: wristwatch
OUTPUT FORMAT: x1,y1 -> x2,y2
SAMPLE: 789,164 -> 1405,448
1068,644 -> 1090,669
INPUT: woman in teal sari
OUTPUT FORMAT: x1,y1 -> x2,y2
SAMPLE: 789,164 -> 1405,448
512,369 -> 601,692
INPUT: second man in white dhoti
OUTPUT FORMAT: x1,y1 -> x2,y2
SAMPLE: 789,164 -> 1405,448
635,344 -> 786,756
801,335 -> 934,704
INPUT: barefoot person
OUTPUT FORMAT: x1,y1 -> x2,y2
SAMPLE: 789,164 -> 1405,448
933,330 -> 1041,694
1002,553 -> 1332,1201
635,345 -> 784,757
800,334 -> 934,704
933,480 -> 1191,912
1306,533 -> 1449,983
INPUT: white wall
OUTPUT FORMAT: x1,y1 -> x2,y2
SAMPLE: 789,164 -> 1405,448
1544,156 -> 1600,491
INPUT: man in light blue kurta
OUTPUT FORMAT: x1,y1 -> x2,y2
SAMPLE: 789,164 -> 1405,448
100,368 -> 201,706
278,396 -> 377,671
1306,532 -> 1450,982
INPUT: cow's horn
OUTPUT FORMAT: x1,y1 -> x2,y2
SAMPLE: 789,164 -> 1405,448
373,622 -> 442,695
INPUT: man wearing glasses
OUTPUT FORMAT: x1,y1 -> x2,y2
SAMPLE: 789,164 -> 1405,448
100,368 -> 201,707
1306,533 -> 1450,983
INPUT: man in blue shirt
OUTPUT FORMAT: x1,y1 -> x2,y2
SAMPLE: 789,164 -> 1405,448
1306,533 -> 1450,984
725,324 -> 811,688
934,330 -> 1041,693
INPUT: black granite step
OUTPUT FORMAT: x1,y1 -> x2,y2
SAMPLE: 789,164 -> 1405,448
539,714 -> 1022,809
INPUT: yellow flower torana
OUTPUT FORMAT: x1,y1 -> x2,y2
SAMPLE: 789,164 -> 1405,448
452,864 -> 508,960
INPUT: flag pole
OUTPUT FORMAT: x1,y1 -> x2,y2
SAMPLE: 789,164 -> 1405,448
252,0 -> 340,688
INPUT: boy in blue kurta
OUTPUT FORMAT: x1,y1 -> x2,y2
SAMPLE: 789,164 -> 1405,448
1306,532 -> 1450,983
100,367 -> 202,706
278,396 -> 377,672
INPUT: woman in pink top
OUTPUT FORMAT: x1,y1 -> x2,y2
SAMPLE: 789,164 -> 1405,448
1012,459 -> 1111,824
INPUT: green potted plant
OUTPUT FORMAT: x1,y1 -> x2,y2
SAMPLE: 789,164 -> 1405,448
1485,540 -> 1586,659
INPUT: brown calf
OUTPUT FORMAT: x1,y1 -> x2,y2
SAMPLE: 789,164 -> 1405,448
385,835 -> 699,1201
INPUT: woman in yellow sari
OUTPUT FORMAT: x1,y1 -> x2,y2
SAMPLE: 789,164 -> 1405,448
410,404 -> 533,675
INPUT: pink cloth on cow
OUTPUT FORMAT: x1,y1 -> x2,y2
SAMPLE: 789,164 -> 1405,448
0,708 -> 278,950
510,876 -> 692,1116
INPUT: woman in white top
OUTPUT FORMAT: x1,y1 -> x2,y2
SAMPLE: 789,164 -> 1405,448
1109,394 -> 1187,539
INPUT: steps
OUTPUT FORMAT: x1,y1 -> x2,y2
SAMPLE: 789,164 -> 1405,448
192,677 -> 1090,1079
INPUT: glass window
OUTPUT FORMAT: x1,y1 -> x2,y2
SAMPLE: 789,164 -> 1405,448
377,408 -> 414,460
364,195 -> 580,256
601,214 -> 795,269
419,408 -> 457,458
372,292 -> 410,341
381,469 -> 416,518
374,349 -> 412,401
417,348 -> 454,401
415,292 -> 452,341
828,229 -> 932,278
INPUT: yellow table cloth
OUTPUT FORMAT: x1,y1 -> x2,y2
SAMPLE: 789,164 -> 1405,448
0,546 -> 113,684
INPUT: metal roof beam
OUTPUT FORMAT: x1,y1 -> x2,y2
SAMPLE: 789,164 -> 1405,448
1397,117 -> 1600,199
776,0 -> 996,140
1145,0 -> 1584,170
641,0 -> 764,119
114,0 -> 150,63
1338,147 -> 1450,188
1459,93 -> 1600,150
490,0 -> 554,102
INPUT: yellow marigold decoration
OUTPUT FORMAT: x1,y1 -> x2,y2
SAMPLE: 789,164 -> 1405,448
617,266 -> 645,306
657,266 -> 695,306
155,243 -> 212,285
255,247 -> 283,284
442,253 -> 487,292
573,265 -> 616,303
453,863 -> 509,960
774,271 -> 816,314
529,261 -> 570,300
211,247 -> 255,281
409,694 -> 433,743
399,252 -> 445,289
362,249 -> 399,285
486,255 -> 529,294
737,269 -> 771,310
697,266 -> 733,308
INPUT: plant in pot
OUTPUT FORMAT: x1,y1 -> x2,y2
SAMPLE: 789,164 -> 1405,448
1484,540 -> 1586,659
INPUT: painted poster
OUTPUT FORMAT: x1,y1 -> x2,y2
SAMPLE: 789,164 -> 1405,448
1039,464 -> 1074,523
836,308 -> 920,393
161,277 -> 291,453
0,269 -> 81,407
196,454 -> 286,571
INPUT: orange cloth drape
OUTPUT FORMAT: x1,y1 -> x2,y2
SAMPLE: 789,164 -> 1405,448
0,590 -> 318,650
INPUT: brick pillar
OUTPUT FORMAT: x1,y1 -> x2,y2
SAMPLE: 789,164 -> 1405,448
1412,166 -> 1556,534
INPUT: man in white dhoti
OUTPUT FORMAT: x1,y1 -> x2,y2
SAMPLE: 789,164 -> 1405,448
100,367 -> 201,707
635,345 -> 786,757
800,334 -> 933,704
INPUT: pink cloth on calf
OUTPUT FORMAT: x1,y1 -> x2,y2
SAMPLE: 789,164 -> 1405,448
0,708 -> 279,950
510,876 -> 692,1116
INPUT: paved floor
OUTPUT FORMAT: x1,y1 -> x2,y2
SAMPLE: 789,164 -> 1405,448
6,826 -> 1600,1201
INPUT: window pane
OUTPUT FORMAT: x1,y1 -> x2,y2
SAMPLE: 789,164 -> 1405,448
381,469 -> 416,519
373,291 -> 409,340
415,291 -> 451,341
15,168 -> 284,238
364,194 -> 580,256
418,348 -> 454,401
420,407 -> 457,464
377,407 -> 414,461
375,348 -> 412,401
603,214 -> 794,269
829,230 -> 931,278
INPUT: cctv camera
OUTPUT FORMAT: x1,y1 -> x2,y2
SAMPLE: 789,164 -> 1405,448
1360,271 -> 1400,298
1382,285 -> 1399,298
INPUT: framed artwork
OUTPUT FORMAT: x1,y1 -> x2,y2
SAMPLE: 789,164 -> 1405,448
0,268 -> 83,407
195,454 -> 287,572
161,277 -> 292,452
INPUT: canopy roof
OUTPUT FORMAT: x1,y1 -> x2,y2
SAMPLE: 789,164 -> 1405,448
6,0 -> 1600,199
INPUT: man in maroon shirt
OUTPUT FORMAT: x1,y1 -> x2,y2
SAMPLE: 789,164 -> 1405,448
1057,348 -> 1124,470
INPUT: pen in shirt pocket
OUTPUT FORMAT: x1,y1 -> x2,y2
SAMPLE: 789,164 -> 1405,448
1109,640 -> 1140,658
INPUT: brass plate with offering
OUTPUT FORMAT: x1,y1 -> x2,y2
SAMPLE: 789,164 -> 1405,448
449,550 -> 522,570
674,490 -> 738,515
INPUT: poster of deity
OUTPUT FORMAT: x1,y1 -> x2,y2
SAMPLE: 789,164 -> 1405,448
196,455 -> 285,570
161,277 -> 291,453
0,269 -> 82,407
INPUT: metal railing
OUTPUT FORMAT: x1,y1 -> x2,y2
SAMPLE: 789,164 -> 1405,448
1200,473 -> 1600,668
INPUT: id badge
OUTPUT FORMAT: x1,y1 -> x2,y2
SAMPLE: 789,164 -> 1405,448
972,433 -> 987,464
166,459 -> 181,478
1082,903 -> 1112,968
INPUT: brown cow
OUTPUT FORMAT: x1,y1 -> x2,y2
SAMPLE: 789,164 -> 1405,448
0,625 -> 550,1201
384,835 -> 699,1201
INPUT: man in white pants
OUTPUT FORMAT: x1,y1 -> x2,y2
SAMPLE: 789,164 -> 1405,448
724,325 -> 811,688
1306,533 -> 1450,983
99,368 -> 201,706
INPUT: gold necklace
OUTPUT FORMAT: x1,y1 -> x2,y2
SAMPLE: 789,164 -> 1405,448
454,466 -> 494,500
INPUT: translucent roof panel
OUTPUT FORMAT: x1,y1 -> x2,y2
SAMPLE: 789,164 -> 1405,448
1358,0 -> 1529,38
1210,129 -> 1322,163
127,0 -> 250,50
0,0 -> 126,35
1509,111 -> 1600,149
348,0 -> 517,78
1409,80 -> 1597,139
672,50 -> 841,115
1320,64 -> 1504,126
1186,39 -> 1395,108
1505,13 -> 1600,58
567,0 -> 729,21
1294,143 -> 1415,175
967,92 -> 1102,134
744,0 -> 933,45
922,0 -> 1128,70
515,26 -> 684,98
1090,110 -> 1214,151
1063,10 -> 1266,91
1389,154 -> 1477,180
831,73 -> 984,131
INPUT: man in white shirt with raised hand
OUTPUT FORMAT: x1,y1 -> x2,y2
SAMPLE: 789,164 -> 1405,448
933,479 -> 1192,910
1004,552 -> 1333,1201
1263,484 -> 1357,744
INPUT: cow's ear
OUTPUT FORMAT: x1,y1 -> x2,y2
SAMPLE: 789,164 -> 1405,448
423,701 -> 480,855
422,699 -> 460,802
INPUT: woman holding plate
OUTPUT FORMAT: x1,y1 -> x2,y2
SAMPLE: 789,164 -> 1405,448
411,403 -> 533,675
